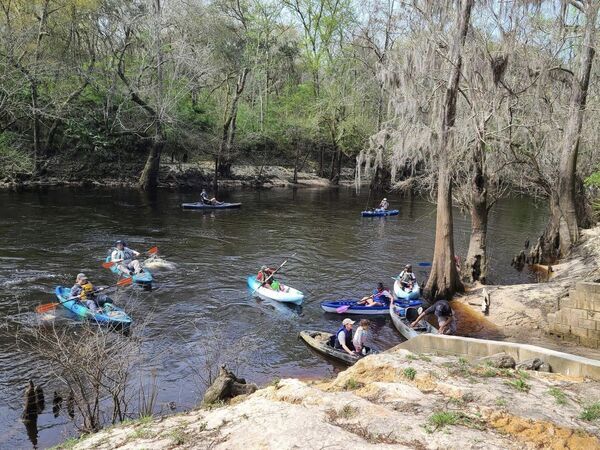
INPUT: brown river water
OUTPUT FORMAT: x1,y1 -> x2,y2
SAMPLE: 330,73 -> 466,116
0,187 -> 548,448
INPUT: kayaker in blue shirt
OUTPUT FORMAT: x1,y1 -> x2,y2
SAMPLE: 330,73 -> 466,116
70,273 -> 113,313
110,240 -> 143,275
334,318 -> 356,355
357,282 -> 393,307
410,300 -> 457,335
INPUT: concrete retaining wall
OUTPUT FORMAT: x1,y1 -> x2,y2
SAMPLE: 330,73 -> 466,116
399,334 -> 600,379
547,282 -> 600,348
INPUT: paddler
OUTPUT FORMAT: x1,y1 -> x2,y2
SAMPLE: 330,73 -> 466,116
334,318 -> 356,355
357,282 -> 393,307
378,197 -> 389,210
110,240 -> 143,276
70,273 -> 113,313
397,264 -> 416,290
410,299 -> 457,335
200,189 -> 221,205
257,265 -> 282,291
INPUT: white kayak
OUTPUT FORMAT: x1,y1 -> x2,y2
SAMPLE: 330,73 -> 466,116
393,280 -> 420,300
247,275 -> 304,305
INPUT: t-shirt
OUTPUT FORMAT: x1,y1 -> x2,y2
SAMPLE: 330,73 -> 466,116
399,271 -> 416,283
353,327 -> 367,348
425,300 -> 452,318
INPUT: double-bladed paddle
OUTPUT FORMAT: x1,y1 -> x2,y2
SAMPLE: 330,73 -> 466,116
35,277 -> 132,314
102,246 -> 158,269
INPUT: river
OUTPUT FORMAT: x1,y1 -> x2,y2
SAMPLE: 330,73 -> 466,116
0,187 -> 547,448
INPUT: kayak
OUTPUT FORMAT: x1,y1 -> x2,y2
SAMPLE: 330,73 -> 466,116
361,209 -> 399,217
181,202 -> 242,210
390,303 -> 437,340
247,276 -> 304,305
320,298 -> 422,315
105,256 -> 153,285
299,330 -> 375,365
55,286 -> 132,327
393,280 -> 421,300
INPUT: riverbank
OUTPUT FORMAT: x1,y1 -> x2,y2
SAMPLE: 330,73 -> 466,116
0,162 -> 357,190
455,226 -> 600,359
58,348 -> 600,449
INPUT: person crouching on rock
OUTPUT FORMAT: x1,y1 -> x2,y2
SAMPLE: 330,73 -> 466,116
70,273 -> 113,313
334,318 -> 356,355
410,299 -> 457,335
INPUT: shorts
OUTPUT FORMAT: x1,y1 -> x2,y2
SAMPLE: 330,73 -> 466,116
438,316 -> 457,335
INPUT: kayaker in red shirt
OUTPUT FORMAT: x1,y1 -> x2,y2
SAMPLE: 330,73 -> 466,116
257,265 -> 280,290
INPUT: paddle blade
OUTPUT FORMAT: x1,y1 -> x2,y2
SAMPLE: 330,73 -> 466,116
336,305 -> 350,314
102,261 -> 115,269
147,246 -> 158,255
417,262 -> 432,267
117,277 -> 133,287
36,303 -> 59,314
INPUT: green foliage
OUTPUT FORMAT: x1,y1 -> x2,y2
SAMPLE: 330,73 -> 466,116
344,378 -> 362,390
584,171 -> 600,188
0,133 -> 34,178
403,367 -> 417,380
428,411 -> 459,429
505,378 -> 530,392
547,387 -> 567,405
580,402 -> 600,421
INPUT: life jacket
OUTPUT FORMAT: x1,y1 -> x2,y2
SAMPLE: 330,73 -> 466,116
79,281 -> 95,300
373,288 -> 390,304
257,269 -> 274,284
334,326 -> 352,349
112,248 -> 134,263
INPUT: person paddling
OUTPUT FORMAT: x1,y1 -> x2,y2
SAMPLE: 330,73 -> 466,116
110,240 -> 143,276
378,198 -> 389,210
200,188 -> 221,205
257,265 -> 282,291
398,264 -> 416,291
334,318 -> 356,355
357,282 -> 393,307
410,299 -> 457,335
70,273 -> 114,313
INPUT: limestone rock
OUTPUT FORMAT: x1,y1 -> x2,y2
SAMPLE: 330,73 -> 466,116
477,352 -> 516,368
537,362 -> 552,372
516,358 -> 543,371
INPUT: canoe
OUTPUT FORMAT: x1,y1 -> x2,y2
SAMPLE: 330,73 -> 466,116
181,202 -> 242,210
393,280 -> 421,300
299,330 -> 374,365
105,256 -> 153,285
55,286 -> 132,327
320,298 -> 422,315
361,209 -> 399,217
390,303 -> 437,340
247,276 -> 304,305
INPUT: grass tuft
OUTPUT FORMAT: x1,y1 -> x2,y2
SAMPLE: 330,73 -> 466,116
580,403 -> 600,421
547,387 -> 567,405
505,378 -> 530,392
344,378 -> 363,390
403,367 -> 417,380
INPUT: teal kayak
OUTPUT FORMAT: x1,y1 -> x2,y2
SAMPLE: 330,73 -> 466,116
247,276 -> 304,305
55,286 -> 132,327
105,256 -> 153,285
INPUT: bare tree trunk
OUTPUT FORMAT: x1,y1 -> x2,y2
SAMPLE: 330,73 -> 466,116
139,0 -> 164,191
214,68 -> 249,194
424,0 -> 473,301
464,139 -> 488,283
537,1 -> 598,261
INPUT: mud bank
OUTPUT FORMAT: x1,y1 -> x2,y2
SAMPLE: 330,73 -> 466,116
57,349 -> 600,450
455,226 -> 600,359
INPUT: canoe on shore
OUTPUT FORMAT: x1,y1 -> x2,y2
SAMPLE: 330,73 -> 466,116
105,256 -> 153,285
181,202 -> 242,210
389,303 -> 437,340
55,286 -> 132,327
299,330 -> 374,365
320,298 -> 422,315
393,280 -> 421,300
247,276 -> 304,305
361,209 -> 399,217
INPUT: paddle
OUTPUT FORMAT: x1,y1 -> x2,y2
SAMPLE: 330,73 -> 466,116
252,254 -> 296,295
336,304 -> 351,314
35,277 -> 132,314
102,246 -> 158,269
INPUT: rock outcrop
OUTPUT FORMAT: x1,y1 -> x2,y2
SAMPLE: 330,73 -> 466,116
62,348 -> 600,450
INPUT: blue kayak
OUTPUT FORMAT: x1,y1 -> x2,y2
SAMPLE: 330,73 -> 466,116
320,298 -> 422,315
182,202 -> 242,209
105,256 -> 153,285
393,281 -> 421,300
55,286 -> 132,327
247,276 -> 304,305
361,209 -> 399,217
